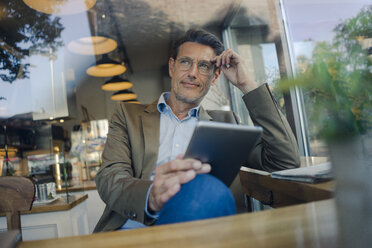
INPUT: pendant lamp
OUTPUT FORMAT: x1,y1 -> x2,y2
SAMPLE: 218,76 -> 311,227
111,89 -> 137,101
67,36 -> 117,55
101,76 -> 133,91
23,0 -> 96,15
86,55 -> 126,77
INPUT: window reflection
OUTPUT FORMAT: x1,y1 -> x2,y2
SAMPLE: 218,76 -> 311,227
283,0 -> 372,156
224,0 -> 291,127
0,1 -> 64,118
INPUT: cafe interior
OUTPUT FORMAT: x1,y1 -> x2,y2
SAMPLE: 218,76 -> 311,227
0,0 -> 371,247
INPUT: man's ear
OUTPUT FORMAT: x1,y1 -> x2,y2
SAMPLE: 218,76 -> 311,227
211,68 -> 221,86
168,58 -> 175,78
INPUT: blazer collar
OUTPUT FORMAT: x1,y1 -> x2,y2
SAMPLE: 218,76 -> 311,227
144,100 -> 158,113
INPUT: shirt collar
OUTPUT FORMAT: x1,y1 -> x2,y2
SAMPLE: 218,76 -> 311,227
157,92 -> 200,118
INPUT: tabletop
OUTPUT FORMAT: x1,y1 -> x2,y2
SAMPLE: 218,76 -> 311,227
18,198 -> 339,248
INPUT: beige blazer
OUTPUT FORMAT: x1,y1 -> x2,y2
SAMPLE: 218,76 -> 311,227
94,84 -> 300,232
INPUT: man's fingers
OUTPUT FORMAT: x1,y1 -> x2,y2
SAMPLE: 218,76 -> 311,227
150,159 -> 208,211
155,158 -> 202,175
151,169 -> 196,211
163,169 -> 196,185
212,49 -> 238,68
154,169 -> 196,194
196,163 -> 211,174
149,183 -> 180,212
159,183 -> 180,204
159,170 -> 195,201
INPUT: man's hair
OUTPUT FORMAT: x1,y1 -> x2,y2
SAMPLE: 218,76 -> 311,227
171,29 -> 224,59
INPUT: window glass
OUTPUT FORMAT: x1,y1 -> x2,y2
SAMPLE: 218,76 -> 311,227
223,0 -> 291,128
282,0 -> 371,156
0,1 -> 246,179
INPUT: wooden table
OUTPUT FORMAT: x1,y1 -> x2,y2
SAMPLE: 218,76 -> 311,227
18,199 -> 339,248
239,157 -> 334,208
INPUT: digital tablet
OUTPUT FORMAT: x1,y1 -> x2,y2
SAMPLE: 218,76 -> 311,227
184,121 -> 263,187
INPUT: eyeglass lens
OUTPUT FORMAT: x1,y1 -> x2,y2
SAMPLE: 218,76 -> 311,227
176,57 -> 214,75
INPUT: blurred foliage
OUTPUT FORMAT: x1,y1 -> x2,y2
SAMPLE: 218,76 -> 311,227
279,6 -> 372,141
0,1 -> 64,84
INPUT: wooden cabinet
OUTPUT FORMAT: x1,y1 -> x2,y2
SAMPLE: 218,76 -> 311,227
0,194 -> 89,241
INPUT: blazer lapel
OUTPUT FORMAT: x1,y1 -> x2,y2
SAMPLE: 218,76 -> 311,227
198,106 -> 213,121
140,101 -> 160,179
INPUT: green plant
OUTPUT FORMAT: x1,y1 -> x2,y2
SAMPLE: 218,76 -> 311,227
279,6 -> 372,141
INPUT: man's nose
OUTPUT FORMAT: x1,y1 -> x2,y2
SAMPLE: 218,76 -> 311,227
187,62 -> 198,78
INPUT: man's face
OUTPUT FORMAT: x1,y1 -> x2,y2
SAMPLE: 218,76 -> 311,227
168,42 -> 220,105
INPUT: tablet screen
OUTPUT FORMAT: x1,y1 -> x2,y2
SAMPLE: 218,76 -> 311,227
184,121 -> 262,187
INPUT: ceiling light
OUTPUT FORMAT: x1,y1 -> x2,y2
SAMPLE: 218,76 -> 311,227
23,0 -> 96,15
86,56 -> 126,77
111,90 -> 137,101
67,36 -> 117,55
102,76 -> 133,91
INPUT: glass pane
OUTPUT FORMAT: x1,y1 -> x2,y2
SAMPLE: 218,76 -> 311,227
282,0 -> 371,156
224,0 -> 291,126
232,30 -> 286,116
0,1 -> 249,182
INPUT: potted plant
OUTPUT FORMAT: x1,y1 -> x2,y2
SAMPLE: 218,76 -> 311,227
278,6 -> 372,248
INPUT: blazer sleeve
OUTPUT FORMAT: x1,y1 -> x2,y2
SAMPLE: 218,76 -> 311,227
95,103 -> 152,225
243,84 -> 301,172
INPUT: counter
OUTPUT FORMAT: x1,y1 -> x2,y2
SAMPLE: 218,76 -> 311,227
56,180 -> 105,233
0,194 -> 89,241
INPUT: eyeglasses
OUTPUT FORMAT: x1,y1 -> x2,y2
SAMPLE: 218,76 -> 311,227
176,57 -> 215,76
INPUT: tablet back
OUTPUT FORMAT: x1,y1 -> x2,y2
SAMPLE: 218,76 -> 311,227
184,121 -> 262,187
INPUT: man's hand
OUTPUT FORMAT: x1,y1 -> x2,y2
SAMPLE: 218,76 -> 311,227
211,49 -> 258,94
148,157 -> 211,212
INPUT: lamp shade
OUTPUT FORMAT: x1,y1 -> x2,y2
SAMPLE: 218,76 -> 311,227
23,0 -> 96,15
101,76 -> 133,91
111,90 -> 137,101
86,56 -> 126,77
67,36 -> 117,55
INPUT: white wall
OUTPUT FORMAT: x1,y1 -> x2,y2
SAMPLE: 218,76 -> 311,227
68,69 -> 163,126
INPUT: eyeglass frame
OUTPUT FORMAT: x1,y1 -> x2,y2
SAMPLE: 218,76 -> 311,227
174,56 -> 216,76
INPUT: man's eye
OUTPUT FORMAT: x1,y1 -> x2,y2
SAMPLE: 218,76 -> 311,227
199,62 -> 211,69
179,59 -> 191,65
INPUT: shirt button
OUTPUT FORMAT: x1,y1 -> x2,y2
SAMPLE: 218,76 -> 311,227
175,144 -> 179,147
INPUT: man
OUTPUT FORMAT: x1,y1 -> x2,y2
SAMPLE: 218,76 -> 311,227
94,29 -> 300,232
